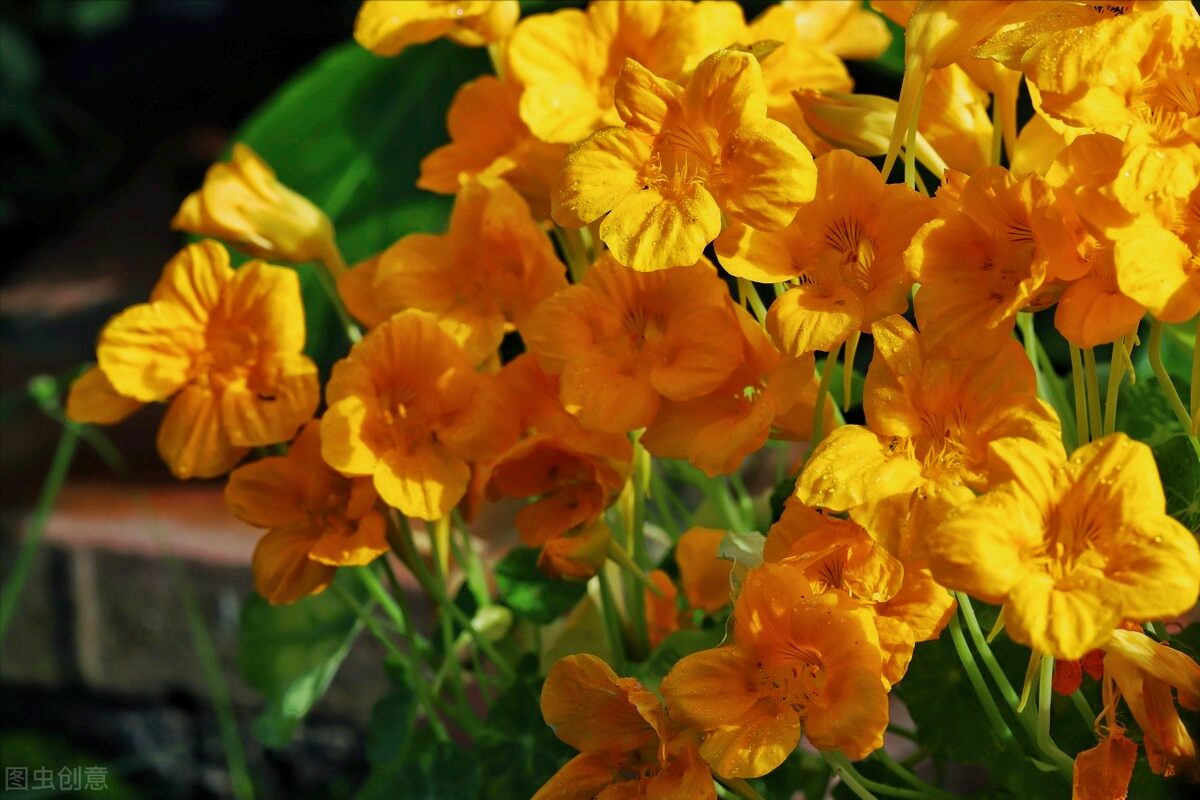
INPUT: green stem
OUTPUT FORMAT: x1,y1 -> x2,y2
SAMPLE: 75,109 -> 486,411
955,594 -> 1019,709
312,252 -> 362,344
812,343 -> 842,448
165,554 -> 256,800
647,465 -> 684,539
625,440 -> 650,659
1083,348 -> 1103,443
873,749 -> 956,800
843,330 -> 861,411
1069,346 -> 1090,446
1149,319 -> 1200,457
990,94 -> 1004,167
596,569 -> 626,673
0,421 -> 80,644
822,752 -> 880,800
1028,331 -> 1077,451
552,226 -> 591,284
718,777 -> 767,800
1071,690 -> 1099,738
387,512 -> 516,683
948,612 -> 1019,751
1191,317 -> 1199,427
827,751 -> 957,800
737,277 -> 769,326
1103,334 -> 1129,436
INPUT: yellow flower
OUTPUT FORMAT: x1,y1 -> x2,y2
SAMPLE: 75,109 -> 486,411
924,434 -> 1200,659
66,366 -> 143,426
320,309 -> 517,521
75,240 -> 319,479
226,421 -> 387,604
660,562 -> 889,777
172,144 -> 337,267
506,0 -> 744,144
717,149 -> 932,355
752,1 -> 891,61
535,654 -> 717,800
355,176 -> 568,363
417,75 -> 568,220
354,0 -> 518,56
553,49 -> 817,272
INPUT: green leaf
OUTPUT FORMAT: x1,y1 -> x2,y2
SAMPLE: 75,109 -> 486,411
476,679 -> 576,800
494,546 -> 588,624
234,39 -> 490,266
1114,376 -> 1188,448
238,569 -> 367,748
632,628 -> 726,691
1152,435 -> 1200,531
357,740 -> 483,800
894,603 -> 1029,766
365,686 -> 417,766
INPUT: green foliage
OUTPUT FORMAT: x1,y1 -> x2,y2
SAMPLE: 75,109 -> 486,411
238,569 -> 367,748
476,679 -> 576,800
1153,434 -> 1200,531
1115,376 -> 1190,449
632,627 -> 726,690
494,547 -> 588,624
0,732 -> 141,799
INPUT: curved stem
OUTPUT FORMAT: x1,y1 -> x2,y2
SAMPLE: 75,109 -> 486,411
1069,346 -> 1089,446
948,611 -> 1019,751
873,749 -> 956,800
812,343 -> 842,448
596,568 -> 626,673
1149,319 -> 1200,457
1083,348 -> 1103,443
955,594 -> 1019,708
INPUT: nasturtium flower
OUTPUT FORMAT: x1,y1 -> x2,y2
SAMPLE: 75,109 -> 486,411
553,49 -> 817,272
906,165 -> 1086,358
354,176 -> 568,363
535,654 -> 717,800
764,498 -> 955,687
507,0 -> 743,144
675,526 -> 735,614
1073,727 -> 1139,800
752,0 -> 891,61
320,309 -> 517,521
523,254 -> 744,434
74,240 -> 319,479
539,520 -> 612,581
661,561 -> 888,777
354,0 -> 518,56
172,144 -> 337,267
796,315 -> 1060,562
642,304 -> 829,476
66,366 -> 143,426
645,570 -> 685,648
924,434 -> 1200,660
418,75 -> 568,220
1102,627 -> 1200,780
1054,246 -> 1146,347
226,421 -> 387,605
716,149 -> 932,355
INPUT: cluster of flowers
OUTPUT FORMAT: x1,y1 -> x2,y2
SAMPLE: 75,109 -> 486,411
65,0 -> 1199,798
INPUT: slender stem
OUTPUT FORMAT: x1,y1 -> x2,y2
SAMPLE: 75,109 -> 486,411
843,330 -> 861,412
625,439 -> 650,659
1191,317 -> 1199,426
903,83 -> 925,190
1070,689 -> 1099,737
165,554 -> 256,800
948,612 -> 1019,750
552,227 -> 590,284
822,752 -> 880,800
647,465 -> 684,539
312,253 -> 362,344
596,569 -> 626,672
0,421 -> 80,644
1083,348 -> 1103,443
1069,346 -> 1090,446
737,277 -> 769,326
955,594 -> 1019,708
718,777 -> 767,800
1149,319 -> 1200,457
812,343 -> 842,448
873,749 -> 956,800
990,95 -> 1003,167
1103,331 -> 1133,436
827,751 -> 958,800
448,515 -> 490,610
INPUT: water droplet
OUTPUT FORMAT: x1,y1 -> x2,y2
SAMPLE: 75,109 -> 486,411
1153,536 -> 1163,543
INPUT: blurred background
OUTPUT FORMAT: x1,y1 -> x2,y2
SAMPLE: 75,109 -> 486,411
0,2 -> 384,798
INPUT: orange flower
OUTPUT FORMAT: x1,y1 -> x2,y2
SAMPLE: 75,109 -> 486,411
355,176 -> 568,363
906,166 -> 1086,358
418,76 -> 568,220
752,1 -> 891,61
675,527 -> 734,614
1054,246 -> 1145,347
796,315 -> 1060,563
1103,627 -> 1200,780
645,570 -> 684,648
172,144 -> 337,267
553,49 -> 817,271
538,520 -> 612,581
523,254 -> 744,434
354,0 -> 518,56
71,240 -> 319,479
506,0 -> 743,144
764,498 -> 955,687
717,149 -> 932,355
535,654 -> 716,800
226,421 -> 387,604
1072,728 -> 1139,800
924,434 -> 1200,659
320,309 -> 517,520
641,304 -> 828,476
661,562 -> 888,777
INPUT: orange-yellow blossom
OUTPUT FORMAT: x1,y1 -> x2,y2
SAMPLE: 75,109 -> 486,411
523,254 -> 744,434
226,421 -> 387,604
924,434 -> 1200,659
72,240 -> 319,479
535,654 -> 716,799
717,149 -> 933,355
354,1 -> 518,56
320,309 -> 517,520
553,49 -> 817,272
172,144 -> 337,267
661,561 -> 889,777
